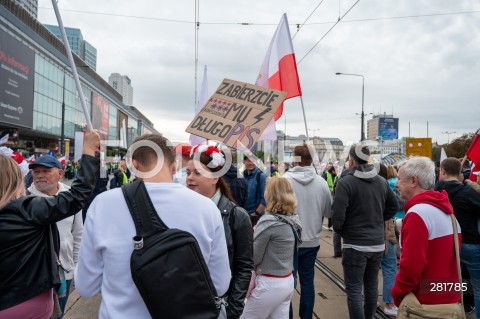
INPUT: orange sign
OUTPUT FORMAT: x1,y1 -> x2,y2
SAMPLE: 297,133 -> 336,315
406,138 -> 432,159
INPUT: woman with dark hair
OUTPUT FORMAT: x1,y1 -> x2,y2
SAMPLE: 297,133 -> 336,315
186,145 -> 253,319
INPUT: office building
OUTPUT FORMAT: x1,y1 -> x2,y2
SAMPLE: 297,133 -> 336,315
44,24 -> 97,71
1,0 -> 158,158
109,73 -> 133,106
367,113 -> 399,141
14,0 -> 36,18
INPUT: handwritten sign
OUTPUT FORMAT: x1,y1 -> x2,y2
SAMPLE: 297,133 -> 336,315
186,78 -> 287,149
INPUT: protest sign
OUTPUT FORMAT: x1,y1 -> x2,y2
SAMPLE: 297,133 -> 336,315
186,78 -> 287,149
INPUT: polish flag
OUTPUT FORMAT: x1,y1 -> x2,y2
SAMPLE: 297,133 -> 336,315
466,131 -> 480,167
469,163 -> 479,182
256,13 -> 302,121
256,14 -> 301,141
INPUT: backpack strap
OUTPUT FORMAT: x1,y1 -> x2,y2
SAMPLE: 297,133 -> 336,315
121,180 -> 168,237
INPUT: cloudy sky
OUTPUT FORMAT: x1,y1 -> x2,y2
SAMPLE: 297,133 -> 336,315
37,0 -> 480,145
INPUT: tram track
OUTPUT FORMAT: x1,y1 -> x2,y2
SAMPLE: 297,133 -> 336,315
314,258 -> 392,319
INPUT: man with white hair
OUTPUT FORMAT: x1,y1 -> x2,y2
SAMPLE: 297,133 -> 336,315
28,155 -> 83,318
391,157 -> 462,308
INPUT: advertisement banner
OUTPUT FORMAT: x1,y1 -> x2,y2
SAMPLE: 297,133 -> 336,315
118,110 -> 128,148
406,138 -> 432,159
91,92 -> 109,141
185,78 -> 287,149
0,28 -> 35,128
379,117 -> 399,140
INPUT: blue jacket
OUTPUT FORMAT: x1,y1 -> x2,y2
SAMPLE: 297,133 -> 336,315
243,167 -> 267,213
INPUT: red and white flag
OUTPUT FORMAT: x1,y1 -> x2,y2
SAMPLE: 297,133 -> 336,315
466,131 -> 480,182
256,14 -> 302,141
470,163 -> 479,182
466,131 -> 480,167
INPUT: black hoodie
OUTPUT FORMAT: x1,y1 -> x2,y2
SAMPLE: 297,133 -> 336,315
435,180 -> 480,244
332,164 -> 398,246
223,164 -> 248,209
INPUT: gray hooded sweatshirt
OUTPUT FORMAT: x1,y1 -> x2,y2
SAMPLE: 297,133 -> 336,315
283,166 -> 333,248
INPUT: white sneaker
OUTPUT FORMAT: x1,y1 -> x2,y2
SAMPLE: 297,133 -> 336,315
328,226 -> 333,231
384,305 -> 398,316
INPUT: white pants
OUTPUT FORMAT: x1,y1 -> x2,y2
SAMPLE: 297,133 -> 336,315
240,275 -> 294,319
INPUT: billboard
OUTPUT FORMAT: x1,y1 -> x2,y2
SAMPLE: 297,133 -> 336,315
91,92 -> 109,141
379,117 -> 399,140
0,28 -> 35,128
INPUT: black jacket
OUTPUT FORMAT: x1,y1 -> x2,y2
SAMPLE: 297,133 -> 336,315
0,155 -> 99,310
435,180 -> 480,244
332,164 -> 398,246
82,170 -> 108,221
217,195 -> 253,319
222,165 -> 248,209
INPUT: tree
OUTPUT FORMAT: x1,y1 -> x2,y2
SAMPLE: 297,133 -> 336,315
446,132 -> 475,159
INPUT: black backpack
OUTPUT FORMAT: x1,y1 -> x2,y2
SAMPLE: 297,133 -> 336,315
121,181 -> 222,319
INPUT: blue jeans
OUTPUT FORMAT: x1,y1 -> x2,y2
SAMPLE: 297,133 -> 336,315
56,279 -> 72,319
290,246 -> 320,319
381,242 -> 397,304
461,243 -> 480,318
342,248 -> 383,319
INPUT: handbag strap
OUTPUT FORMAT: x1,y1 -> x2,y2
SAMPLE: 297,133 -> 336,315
450,214 -> 464,306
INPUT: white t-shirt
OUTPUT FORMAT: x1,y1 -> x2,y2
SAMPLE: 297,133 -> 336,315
75,182 -> 231,319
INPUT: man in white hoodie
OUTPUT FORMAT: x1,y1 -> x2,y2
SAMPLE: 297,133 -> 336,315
28,155 -> 83,319
284,144 -> 332,319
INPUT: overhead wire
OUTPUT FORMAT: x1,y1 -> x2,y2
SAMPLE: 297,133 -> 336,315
292,0 -> 325,39
297,0 -> 360,65
37,7 -> 480,26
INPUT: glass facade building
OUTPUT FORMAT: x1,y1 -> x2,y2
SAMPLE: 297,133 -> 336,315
45,25 -> 97,71
1,0 -> 157,157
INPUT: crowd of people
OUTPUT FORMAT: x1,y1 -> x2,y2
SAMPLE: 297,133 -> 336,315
1,131 -> 479,319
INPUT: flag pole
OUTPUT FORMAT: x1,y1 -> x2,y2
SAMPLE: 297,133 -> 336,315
461,128 -> 480,166
51,0 -> 93,131
300,96 -> 309,140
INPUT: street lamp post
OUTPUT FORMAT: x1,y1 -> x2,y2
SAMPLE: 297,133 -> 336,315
442,131 -> 456,145
336,72 -> 365,141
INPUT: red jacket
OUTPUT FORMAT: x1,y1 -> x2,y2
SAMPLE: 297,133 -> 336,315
391,190 -> 462,306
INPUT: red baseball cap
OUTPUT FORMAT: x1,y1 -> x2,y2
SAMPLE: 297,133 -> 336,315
174,143 -> 192,157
